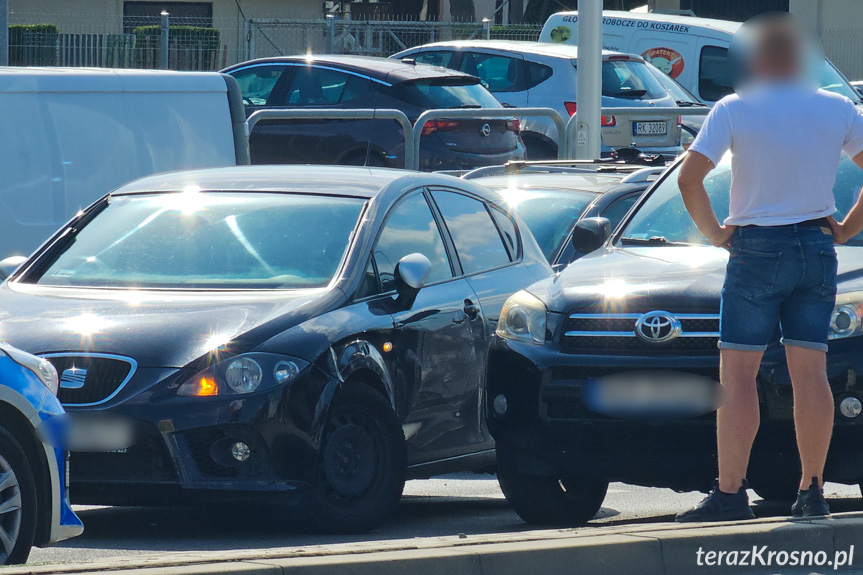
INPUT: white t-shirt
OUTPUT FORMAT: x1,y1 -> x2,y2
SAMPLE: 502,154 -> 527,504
689,83 -> 863,226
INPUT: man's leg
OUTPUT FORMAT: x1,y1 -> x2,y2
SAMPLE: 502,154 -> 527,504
785,346 -> 833,489
717,348 -> 764,493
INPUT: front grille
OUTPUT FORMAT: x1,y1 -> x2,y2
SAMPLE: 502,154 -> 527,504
561,312 -> 720,354
43,354 -> 136,405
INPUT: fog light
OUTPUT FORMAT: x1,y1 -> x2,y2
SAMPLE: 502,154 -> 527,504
840,396 -> 862,419
231,441 -> 251,462
493,394 -> 508,415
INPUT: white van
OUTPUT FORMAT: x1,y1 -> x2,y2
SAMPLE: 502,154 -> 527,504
0,68 -> 248,260
540,10 -> 863,106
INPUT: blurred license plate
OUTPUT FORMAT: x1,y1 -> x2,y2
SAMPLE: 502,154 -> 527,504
583,371 -> 718,419
633,121 -> 668,136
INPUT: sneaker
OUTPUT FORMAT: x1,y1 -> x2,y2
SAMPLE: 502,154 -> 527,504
791,477 -> 830,518
676,479 -> 756,523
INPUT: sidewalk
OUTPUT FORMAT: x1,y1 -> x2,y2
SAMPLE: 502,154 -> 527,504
10,512 -> 863,575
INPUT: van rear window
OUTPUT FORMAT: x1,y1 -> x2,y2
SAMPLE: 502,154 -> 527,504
699,46 -> 733,102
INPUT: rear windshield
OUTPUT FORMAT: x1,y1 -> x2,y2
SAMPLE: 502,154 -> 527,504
26,192 -> 365,290
390,78 -> 502,110
600,60 -> 667,100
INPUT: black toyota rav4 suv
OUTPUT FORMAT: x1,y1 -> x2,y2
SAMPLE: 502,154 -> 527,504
486,152 -> 863,525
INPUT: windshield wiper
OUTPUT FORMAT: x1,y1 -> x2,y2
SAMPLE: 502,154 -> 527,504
448,104 -> 482,109
675,100 -> 706,107
609,89 -> 648,98
620,236 -> 692,247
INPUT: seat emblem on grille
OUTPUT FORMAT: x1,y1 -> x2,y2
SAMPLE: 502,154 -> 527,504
635,311 -> 681,343
59,367 -> 87,389
480,123 -> 491,137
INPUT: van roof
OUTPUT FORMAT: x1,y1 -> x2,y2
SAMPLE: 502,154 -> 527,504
548,10 -> 742,36
400,40 -> 626,59
0,67 -> 229,93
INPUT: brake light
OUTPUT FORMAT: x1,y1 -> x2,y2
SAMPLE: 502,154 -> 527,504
505,119 -> 520,132
564,101 -> 577,116
601,115 -> 616,127
607,54 -> 633,61
421,120 -> 459,136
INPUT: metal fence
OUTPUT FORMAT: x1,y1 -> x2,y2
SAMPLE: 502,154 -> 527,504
6,12 -> 542,70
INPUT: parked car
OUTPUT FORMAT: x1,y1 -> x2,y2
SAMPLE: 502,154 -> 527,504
392,41 -> 683,159
0,165 -> 551,533
540,10 -> 863,106
467,160 -> 665,269
0,68 -> 247,262
222,56 -> 525,172
0,342 -> 82,563
486,151 -> 863,525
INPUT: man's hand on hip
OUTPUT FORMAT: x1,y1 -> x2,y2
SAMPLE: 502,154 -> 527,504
708,225 -> 737,250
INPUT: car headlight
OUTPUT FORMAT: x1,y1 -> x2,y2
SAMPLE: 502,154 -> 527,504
0,342 -> 59,395
830,296 -> 863,340
496,290 -> 547,345
178,353 -> 308,397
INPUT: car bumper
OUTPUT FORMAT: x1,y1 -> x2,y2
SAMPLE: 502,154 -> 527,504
68,363 -> 337,505
486,335 -> 863,490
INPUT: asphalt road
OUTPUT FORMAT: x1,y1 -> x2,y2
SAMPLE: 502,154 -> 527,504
27,476 -> 863,566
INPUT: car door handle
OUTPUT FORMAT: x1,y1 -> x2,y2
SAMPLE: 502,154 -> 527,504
464,301 -> 481,318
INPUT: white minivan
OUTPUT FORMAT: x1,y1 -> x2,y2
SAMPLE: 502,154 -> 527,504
540,10 -> 863,106
0,68 -> 248,262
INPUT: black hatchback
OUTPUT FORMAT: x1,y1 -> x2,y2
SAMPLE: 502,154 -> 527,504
0,165 -> 550,532
222,56 -> 525,171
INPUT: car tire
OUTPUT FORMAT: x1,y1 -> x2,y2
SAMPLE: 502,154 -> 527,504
310,385 -> 406,534
521,133 -> 557,161
0,427 -> 37,565
497,464 -> 608,525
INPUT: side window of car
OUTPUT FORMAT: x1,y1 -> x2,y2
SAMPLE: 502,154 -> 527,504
410,51 -> 456,69
601,193 -> 641,231
699,46 -> 733,102
459,53 -> 524,92
490,206 -> 520,259
431,190 -> 512,275
340,76 -> 375,104
283,67 -> 351,106
229,65 -> 284,106
374,193 -> 453,292
525,61 -> 553,89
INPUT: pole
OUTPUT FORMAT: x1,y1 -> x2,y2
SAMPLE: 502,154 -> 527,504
160,11 -> 169,70
0,0 -> 8,67
325,14 -> 334,53
482,18 -> 491,40
575,0 -> 602,160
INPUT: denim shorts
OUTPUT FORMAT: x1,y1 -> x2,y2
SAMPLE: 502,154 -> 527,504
720,221 -> 838,353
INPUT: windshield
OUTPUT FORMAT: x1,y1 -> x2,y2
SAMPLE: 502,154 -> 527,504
28,192 -> 365,289
492,187 -> 598,260
600,59 -> 667,100
390,78 -> 502,110
645,62 -> 703,105
619,154 -> 863,246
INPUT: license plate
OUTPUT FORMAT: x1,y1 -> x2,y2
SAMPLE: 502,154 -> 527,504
633,121 -> 668,136
583,371 -> 718,419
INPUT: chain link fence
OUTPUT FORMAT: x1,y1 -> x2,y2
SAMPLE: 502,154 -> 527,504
7,12 -> 542,70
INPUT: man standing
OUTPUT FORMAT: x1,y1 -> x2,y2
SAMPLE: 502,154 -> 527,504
676,14 -> 863,522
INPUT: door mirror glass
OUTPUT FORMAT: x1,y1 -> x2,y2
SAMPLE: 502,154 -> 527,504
0,256 -> 27,281
571,217 -> 611,254
394,253 -> 431,308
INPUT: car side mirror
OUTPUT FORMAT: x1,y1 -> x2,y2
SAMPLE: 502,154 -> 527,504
394,253 -> 431,309
0,256 -> 27,281
571,217 -> 611,254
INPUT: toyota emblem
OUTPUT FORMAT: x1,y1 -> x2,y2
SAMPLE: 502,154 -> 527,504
635,311 -> 681,343
480,123 -> 491,137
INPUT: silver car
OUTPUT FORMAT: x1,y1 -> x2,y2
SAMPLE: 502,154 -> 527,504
392,40 -> 683,159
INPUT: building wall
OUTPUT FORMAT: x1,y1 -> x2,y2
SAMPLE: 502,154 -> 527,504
791,0 -> 863,81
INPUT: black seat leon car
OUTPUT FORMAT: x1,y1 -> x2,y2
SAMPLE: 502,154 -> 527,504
487,152 -> 863,525
0,165 -> 551,532
222,55 -> 525,171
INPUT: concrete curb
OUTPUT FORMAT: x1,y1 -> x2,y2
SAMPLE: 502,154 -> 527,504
8,512 -> 863,575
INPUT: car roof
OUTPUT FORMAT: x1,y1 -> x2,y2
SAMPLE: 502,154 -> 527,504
0,67 -> 228,93
549,10 -> 741,35
399,40 -> 629,60
223,55 -> 474,84
111,165 -> 488,200
478,172 -> 630,194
